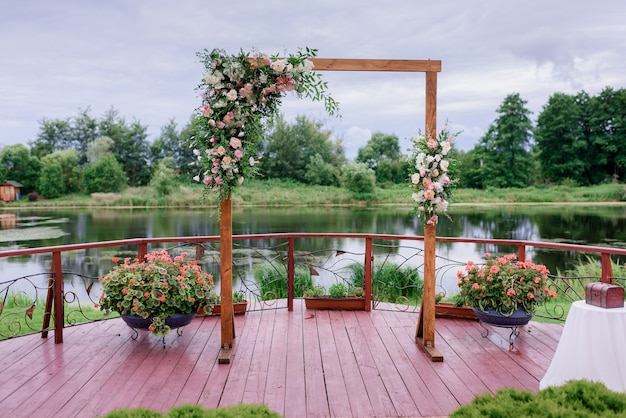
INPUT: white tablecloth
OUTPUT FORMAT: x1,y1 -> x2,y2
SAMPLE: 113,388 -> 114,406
540,300 -> 626,393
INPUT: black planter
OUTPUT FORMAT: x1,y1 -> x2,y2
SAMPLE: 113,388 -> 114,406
121,312 -> 196,330
471,307 -> 532,327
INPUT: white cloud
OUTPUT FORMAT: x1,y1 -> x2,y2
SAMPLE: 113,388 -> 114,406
1,0 -> 625,157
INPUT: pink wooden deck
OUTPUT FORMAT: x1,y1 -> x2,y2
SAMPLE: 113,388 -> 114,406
0,300 -> 562,418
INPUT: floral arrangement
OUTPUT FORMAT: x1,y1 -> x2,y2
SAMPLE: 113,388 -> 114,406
457,253 -> 557,315
190,47 -> 339,203
98,249 -> 218,336
408,123 -> 459,225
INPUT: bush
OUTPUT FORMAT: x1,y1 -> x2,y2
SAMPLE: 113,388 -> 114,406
150,160 -> 178,197
341,162 -> 375,195
103,403 -> 283,417
27,191 -> 39,201
37,162 -> 65,198
328,282 -> 349,298
451,380 -> 626,417
82,154 -> 128,194
253,262 -> 313,299
349,262 -> 423,303
304,154 -> 340,186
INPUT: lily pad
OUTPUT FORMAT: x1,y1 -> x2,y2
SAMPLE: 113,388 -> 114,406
0,227 -> 69,243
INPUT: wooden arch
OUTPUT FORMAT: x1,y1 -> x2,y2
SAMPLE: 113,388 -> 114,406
219,58 -> 443,363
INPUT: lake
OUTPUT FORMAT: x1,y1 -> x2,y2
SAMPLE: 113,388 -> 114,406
1,204 -> 626,298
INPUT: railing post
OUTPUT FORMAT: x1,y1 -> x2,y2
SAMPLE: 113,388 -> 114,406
52,251 -> 64,344
601,253 -> 614,284
517,245 -> 526,261
287,237 -> 295,311
138,243 -> 148,260
364,237 -> 373,312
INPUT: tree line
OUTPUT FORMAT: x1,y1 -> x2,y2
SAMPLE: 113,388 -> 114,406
1,86 -> 625,199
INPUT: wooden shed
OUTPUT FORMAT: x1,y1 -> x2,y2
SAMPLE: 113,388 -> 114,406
0,180 -> 23,201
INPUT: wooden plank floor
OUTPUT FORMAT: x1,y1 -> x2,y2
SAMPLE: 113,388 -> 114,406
0,300 -> 563,418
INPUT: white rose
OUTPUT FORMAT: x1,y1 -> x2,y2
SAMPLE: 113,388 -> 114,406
226,89 -> 237,101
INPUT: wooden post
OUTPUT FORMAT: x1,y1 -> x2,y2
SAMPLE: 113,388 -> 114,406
52,251 -> 64,344
416,224 -> 442,361
415,69 -> 443,361
364,237 -> 373,311
218,195 -> 234,364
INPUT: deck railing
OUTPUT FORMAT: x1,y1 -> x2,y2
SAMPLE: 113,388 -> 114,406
1,233 -> 625,343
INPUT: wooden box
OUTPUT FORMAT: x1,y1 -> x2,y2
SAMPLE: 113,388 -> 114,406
585,282 -> 624,309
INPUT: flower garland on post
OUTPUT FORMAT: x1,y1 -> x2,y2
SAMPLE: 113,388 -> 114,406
411,122 -> 459,360
190,47 -> 339,203
408,123 -> 459,225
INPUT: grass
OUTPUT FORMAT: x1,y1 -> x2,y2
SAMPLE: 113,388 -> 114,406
349,262 -> 423,303
253,262 -> 313,300
4,181 -> 625,209
0,293 -> 116,340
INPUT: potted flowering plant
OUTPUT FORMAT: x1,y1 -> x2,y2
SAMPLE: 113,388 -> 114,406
457,253 -> 557,325
99,249 -> 219,336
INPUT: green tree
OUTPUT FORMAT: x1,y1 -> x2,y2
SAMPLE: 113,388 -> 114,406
37,162 -> 65,198
39,149 -> 81,194
478,93 -> 534,188
151,118 -> 196,180
0,144 -> 41,193
81,154 -> 128,194
356,132 -> 405,184
260,114 -> 345,183
30,118 -> 73,159
535,92 -> 588,184
86,136 -> 115,163
304,153 -> 340,186
99,108 -> 151,187
356,132 -> 401,167
71,108 -> 99,166
150,158 -> 178,197
341,162 -> 375,195
588,87 -> 626,183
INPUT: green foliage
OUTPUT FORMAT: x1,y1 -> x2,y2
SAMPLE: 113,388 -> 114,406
341,162 -> 375,196
451,380 -> 626,417
328,282 -> 349,298
349,262 -> 423,303
477,93 -> 535,188
535,92 -> 588,184
103,404 -> 282,418
99,109 -> 151,187
303,286 -> 326,298
253,262 -> 313,299
0,143 -> 41,193
87,136 -> 115,163
150,159 -> 178,197
260,114 -> 345,184
0,293 -> 115,340
304,153 -> 340,186
40,149 -> 82,194
37,162 -> 65,198
150,118 -> 196,179
355,132 -> 408,185
81,154 -> 129,194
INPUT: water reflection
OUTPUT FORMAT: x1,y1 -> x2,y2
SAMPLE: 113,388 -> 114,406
1,205 -> 626,298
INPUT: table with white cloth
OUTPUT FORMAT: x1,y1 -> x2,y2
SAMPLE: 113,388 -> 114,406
540,300 -> 626,393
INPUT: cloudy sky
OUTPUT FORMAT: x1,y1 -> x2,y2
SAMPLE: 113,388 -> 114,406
1,0 -> 624,159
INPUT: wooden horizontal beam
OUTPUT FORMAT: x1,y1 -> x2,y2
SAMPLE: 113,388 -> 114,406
311,58 -> 441,72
